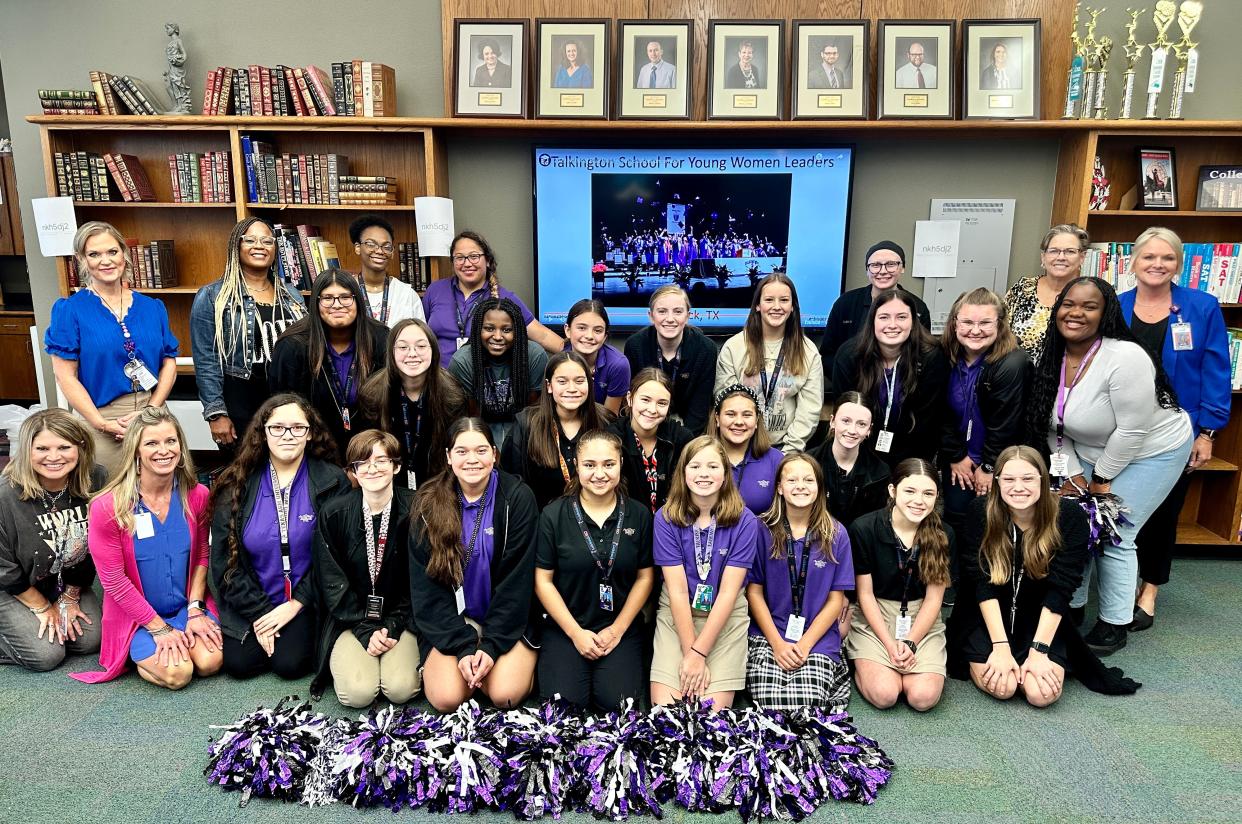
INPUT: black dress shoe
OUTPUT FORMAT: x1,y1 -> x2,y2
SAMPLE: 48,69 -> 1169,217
1070,606 -> 1086,627
1129,606 -> 1155,632
1083,619 -> 1128,656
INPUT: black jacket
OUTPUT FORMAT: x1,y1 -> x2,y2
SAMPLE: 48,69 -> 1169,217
208,458 -> 352,640
500,407 -> 614,509
268,322 -> 389,461
819,285 -> 931,394
939,348 -> 1031,473
809,440 -> 891,526
311,486 -> 415,695
354,378 -> 468,490
623,325 -> 719,433
607,414 -> 695,513
409,470 -> 537,662
831,339 -> 949,468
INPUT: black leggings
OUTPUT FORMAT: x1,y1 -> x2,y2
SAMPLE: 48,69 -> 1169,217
1135,472 -> 1192,587
222,608 -> 316,680
537,626 -> 645,712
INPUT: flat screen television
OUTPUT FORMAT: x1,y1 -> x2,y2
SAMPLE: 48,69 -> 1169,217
533,145 -> 853,330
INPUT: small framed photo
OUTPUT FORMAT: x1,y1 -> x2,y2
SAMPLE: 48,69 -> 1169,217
536,19 -> 610,119
617,19 -> 693,120
1138,147 -> 1178,210
454,19 -> 529,118
1195,165 -> 1242,211
962,19 -> 1041,119
708,20 -> 785,120
878,20 -> 955,119
792,20 -> 869,120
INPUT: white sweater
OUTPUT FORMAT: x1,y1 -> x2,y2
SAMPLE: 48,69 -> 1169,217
715,334 -> 823,451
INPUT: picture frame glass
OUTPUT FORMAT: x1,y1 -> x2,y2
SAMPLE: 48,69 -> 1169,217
964,23 -> 1039,119
538,22 -> 608,117
710,24 -> 783,117
880,23 -> 952,117
1139,149 -> 1177,208
619,23 -> 690,117
794,23 -> 866,118
1196,166 -> 1242,211
456,22 -> 526,116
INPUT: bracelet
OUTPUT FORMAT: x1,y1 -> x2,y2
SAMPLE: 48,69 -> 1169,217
149,625 -> 173,637
30,602 -> 54,615
991,640 -> 1009,646
690,647 -> 707,658
58,593 -> 80,605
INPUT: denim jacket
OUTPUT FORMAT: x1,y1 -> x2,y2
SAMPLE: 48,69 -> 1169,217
190,277 -> 305,419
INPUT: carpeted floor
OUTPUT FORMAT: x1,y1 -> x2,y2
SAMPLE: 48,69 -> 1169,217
1,558 -> 1239,824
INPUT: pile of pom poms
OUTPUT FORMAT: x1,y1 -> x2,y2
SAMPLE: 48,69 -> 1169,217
205,696 -> 894,819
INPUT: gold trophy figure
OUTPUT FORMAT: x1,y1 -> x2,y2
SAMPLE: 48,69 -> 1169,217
1063,3 -> 1089,118
1078,8 -> 1106,120
1143,0 -> 1178,118
1091,36 -> 1114,118
1167,1 -> 1203,119
1118,8 -> 1147,119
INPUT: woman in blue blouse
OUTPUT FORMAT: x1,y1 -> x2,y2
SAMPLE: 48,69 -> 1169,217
45,222 -> 179,472
1119,227 -> 1232,631
553,40 -> 594,88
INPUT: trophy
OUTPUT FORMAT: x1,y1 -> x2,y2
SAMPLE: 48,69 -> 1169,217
1091,36 -> 1114,118
1062,3 -> 1088,118
1143,0 -> 1178,118
1078,8 -> 1105,120
1118,8 -> 1147,119
1167,1 -> 1203,119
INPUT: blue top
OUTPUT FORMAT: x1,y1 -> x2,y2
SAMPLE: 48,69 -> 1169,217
422,277 -> 536,362
133,491 -> 191,618
653,506 -> 759,597
553,64 -> 594,88
461,470 -> 499,620
1119,284 -> 1231,433
242,460 -> 316,605
45,289 -> 179,407
733,447 -> 784,515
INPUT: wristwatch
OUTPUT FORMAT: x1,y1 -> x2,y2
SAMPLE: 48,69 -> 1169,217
1199,429 -> 1217,441
188,599 -> 207,613
1090,470 -> 1114,486
1030,640 -> 1052,655
901,638 -> 919,654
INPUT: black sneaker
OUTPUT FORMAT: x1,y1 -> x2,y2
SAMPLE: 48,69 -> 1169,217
1129,606 -> 1155,632
1069,606 -> 1086,627
1083,619 -> 1128,656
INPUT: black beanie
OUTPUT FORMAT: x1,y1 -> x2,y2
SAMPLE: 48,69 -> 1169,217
865,240 -> 906,266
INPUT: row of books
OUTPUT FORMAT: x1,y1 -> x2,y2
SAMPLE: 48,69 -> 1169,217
271,223 -> 340,291
241,137 -> 398,205
397,241 -> 432,291
38,89 -> 100,116
1086,241 -> 1242,303
103,153 -> 156,201
168,151 -> 234,203
52,151 -> 109,201
1227,329 -> 1242,390
201,61 -> 395,117
87,71 -> 164,115
67,239 -> 178,288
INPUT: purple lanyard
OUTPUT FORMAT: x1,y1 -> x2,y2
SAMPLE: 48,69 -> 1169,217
1055,337 -> 1103,450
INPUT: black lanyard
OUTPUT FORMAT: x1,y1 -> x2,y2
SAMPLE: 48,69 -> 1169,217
657,343 -> 680,394
895,539 -> 920,617
268,463 -> 294,600
360,276 -> 391,325
784,522 -> 813,617
460,486 -> 489,569
759,344 -> 786,412
571,496 -> 625,581
400,395 -> 423,460
1009,524 -> 1024,634
452,279 -> 473,339
324,347 -> 356,427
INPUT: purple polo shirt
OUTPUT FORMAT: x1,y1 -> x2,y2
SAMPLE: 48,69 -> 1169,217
242,460 -> 316,605
422,278 -> 536,362
733,447 -> 784,515
948,358 -> 986,464
565,342 -> 631,403
748,525 -> 854,659
876,366 -> 904,432
653,506 -> 759,596
325,341 -> 358,405
460,470 -> 499,621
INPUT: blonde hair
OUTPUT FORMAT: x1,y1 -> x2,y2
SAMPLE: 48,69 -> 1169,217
1131,226 -> 1184,274
3,409 -> 97,501
980,445 -> 1062,585
761,453 -> 838,562
648,284 -> 691,310
96,407 -> 197,533
941,287 -> 1019,365
662,435 -> 745,528
72,221 -> 133,287
1040,223 -> 1089,252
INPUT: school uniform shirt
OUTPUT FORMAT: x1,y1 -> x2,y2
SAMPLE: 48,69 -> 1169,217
242,459 -> 316,605
748,523 -> 854,658
535,496 -> 653,634
940,348 -> 1029,473
732,447 -> 784,515
564,343 -> 630,404
653,506 -> 760,598
715,335 -> 823,451
422,277 -> 536,362
847,508 -> 955,603
623,325 -> 719,432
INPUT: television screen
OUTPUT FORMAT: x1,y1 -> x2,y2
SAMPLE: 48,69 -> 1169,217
533,146 -> 853,329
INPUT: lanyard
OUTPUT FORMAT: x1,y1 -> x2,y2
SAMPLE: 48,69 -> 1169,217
553,425 -> 575,484
759,344 -> 786,412
894,537 -> 920,617
460,486 -> 489,569
324,347 -> 356,428
363,497 -> 393,591
452,278 -> 473,339
956,360 -> 983,443
400,395 -> 423,461
692,517 -> 718,581
571,496 -> 625,581
784,522 -> 813,617
268,463 -> 294,601
881,357 -> 901,431
634,431 -> 658,513
657,342 -> 681,394
360,276 -> 391,325
1009,524 -> 1024,634
1055,337 -> 1103,449
95,288 -> 142,382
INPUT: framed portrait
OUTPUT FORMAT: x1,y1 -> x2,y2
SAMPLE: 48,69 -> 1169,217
617,19 -> 693,120
453,19 -> 529,118
708,20 -> 785,119
1196,165 -> 1242,211
1137,147 -> 1178,210
536,19 -> 610,119
878,20 -> 955,119
962,19 -> 1040,119
792,20 -> 869,119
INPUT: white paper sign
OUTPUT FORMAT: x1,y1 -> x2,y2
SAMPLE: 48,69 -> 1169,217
413,196 -> 455,257
31,197 -> 77,257
912,220 -> 960,278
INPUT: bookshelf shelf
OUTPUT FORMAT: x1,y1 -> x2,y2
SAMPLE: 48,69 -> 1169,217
70,201 -> 237,208
247,203 -> 415,212
1199,458 -> 1239,473
1087,210 -> 1242,218
1174,523 -> 1233,546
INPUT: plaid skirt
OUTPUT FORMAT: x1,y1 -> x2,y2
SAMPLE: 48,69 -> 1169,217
746,637 -> 851,712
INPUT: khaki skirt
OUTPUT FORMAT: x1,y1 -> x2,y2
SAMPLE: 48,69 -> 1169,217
844,596 -> 947,676
650,586 -> 749,693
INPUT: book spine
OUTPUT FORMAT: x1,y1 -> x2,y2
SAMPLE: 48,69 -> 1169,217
89,71 -> 110,114
216,68 -> 232,115
306,65 -> 336,116
265,154 -> 280,203
262,66 -> 276,116
167,155 -> 181,202
199,155 -> 212,203
362,61 -> 374,117
351,60 -> 363,117
327,154 -> 340,204
331,63 -> 345,115
202,69 -> 217,115
122,77 -> 155,115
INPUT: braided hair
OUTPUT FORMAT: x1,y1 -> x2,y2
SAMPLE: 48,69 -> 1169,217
467,296 -> 529,421
1026,276 -> 1179,448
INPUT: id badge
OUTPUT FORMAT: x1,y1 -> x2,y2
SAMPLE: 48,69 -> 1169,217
598,583 -> 615,612
454,586 -> 466,615
123,359 -> 158,391
875,430 -> 894,453
341,407 -> 352,431
784,614 -> 806,642
456,336 -> 470,351
134,511 -> 155,539
365,595 -> 384,620
1049,452 -> 1069,477
407,469 -> 417,490
894,614 -> 913,641
1171,322 -> 1193,351
692,583 -> 715,611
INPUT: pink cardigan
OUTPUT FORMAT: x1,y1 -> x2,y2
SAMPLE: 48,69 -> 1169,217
73,483 -> 216,683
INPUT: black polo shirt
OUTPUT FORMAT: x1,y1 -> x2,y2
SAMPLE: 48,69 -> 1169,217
847,508 -> 955,602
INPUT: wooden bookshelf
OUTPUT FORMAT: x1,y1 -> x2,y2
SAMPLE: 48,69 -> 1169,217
1053,125 -> 1242,549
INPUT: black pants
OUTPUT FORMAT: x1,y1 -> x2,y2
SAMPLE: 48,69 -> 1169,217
1135,472 -> 1192,587
537,625 -> 645,712
222,608 -> 316,680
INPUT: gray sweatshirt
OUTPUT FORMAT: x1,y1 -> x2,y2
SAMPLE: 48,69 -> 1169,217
0,466 -> 106,599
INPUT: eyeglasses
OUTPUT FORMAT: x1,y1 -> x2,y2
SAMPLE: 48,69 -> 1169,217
240,236 -> 277,248
1043,247 -> 1082,257
452,252 -> 485,264
318,294 -> 356,306
956,319 -> 997,331
359,240 -> 394,254
266,424 -> 310,438
867,260 -> 902,273
351,456 -> 394,473
394,342 -> 432,354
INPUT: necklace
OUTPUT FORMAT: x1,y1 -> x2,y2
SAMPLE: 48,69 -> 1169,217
40,487 -> 67,513
92,286 -> 128,322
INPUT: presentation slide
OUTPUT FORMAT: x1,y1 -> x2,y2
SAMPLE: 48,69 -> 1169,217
533,146 -> 853,329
